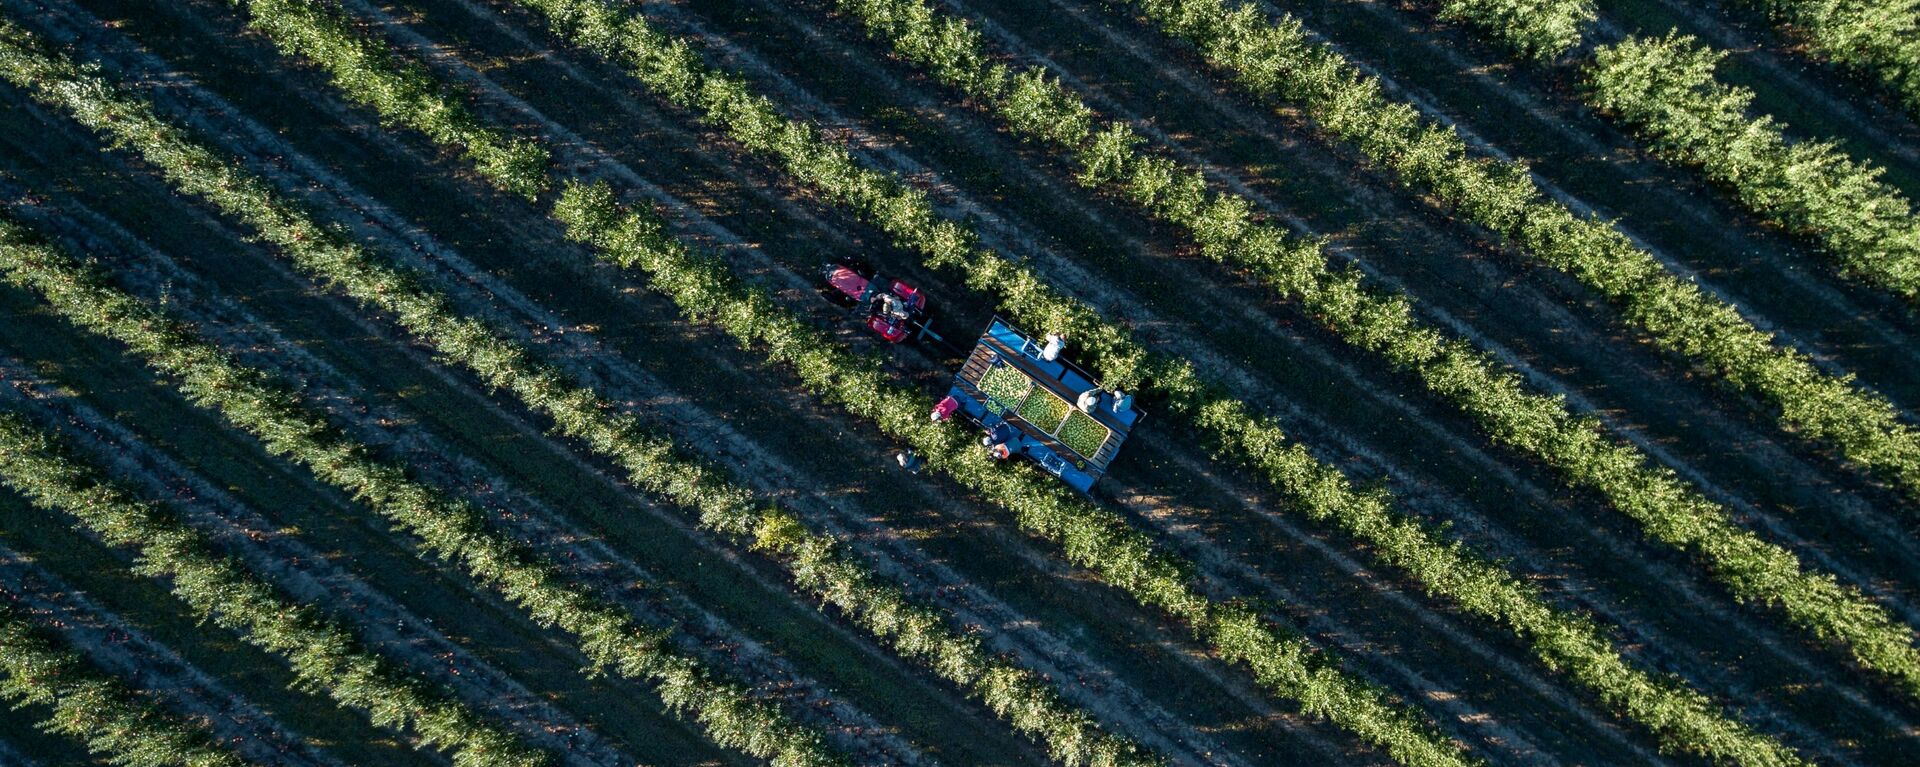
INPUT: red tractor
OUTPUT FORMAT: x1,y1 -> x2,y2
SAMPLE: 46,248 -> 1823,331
819,260 -> 937,344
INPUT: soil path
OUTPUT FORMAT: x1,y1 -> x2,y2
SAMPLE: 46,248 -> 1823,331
0,327 -> 639,767
1002,0 -> 1920,586
401,0 -> 1873,761
647,0 -> 1918,754
0,9 -> 943,759
3,1 -> 1260,762
622,0 -> 1920,756
0,735 -> 47,766
5,162 -> 936,765
156,2 -> 1284,758
0,545 -> 336,767
125,0 -> 1585,759
1592,0 -> 1920,170
18,0 -> 1920,761
1196,0 -> 1920,397
412,1 -> 1774,761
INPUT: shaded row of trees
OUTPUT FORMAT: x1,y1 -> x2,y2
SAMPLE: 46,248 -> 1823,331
1741,0 -> 1920,118
1113,0 -> 1920,497
0,21 -> 839,767
148,0 -> 1460,761
513,2 -> 1485,764
1428,0 -> 1920,307
0,386 -> 546,766
1588,32 -> 1920,302
219,2 -> 1160,763
554,177 -> 1473,767
518,1 -> 1844,766
839,0 -> 1920,734
0,598 -> 243,767
228,0 -> 551,198
1436,0 -> 1594,59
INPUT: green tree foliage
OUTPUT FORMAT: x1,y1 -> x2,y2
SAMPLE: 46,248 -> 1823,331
555,178 -> 1474,767
534,2 -> 1577,764
220,0 -> 1451,761
0,22 -> 838,766
0,405 -> 548,767
823,0 -> 1920,722
1588,32 -> 1920,302
0,602 -> 245,767
247,0 -> 1486,762
204,2 -> 1163,763
231,0 -> 550,199
1742,0 -> 1920,118
1409,0 -> 1920,299
1435,0 -> 1594,59
1108,0 -> 1920,496
514,1 -> 1872,765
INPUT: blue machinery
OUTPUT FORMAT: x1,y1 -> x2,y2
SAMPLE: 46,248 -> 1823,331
944,319 -> 1143,493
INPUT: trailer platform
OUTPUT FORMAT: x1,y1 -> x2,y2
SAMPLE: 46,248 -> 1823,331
945,318 -> 1142,493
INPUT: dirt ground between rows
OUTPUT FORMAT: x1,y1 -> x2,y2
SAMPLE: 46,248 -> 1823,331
0,0 -> 1915,763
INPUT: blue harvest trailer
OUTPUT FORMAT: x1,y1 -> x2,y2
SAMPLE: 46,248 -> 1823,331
944,318 -> 1143,493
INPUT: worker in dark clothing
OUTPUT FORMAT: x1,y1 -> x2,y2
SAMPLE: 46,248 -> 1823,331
981,421 -> 1020,460
895,449 -> 925,473
982,422 -> 1017,446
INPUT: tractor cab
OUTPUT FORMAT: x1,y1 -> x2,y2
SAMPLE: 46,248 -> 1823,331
820,260 -> 932,344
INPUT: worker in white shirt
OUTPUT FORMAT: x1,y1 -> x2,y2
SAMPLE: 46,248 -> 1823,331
1076,388 -> 1100,413
1040,333 -> 1064,361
